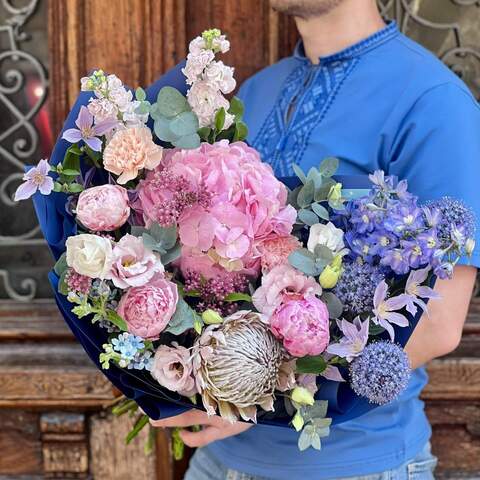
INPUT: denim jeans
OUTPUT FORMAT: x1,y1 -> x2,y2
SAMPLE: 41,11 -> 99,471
184,442 -> 437,480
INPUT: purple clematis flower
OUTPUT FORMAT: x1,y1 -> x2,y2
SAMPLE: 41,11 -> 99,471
62,106 -> 117,151
327,317 -> 369,362
404,266 -> 440,315
372,280 -> 412,341
14,159 -> 54,201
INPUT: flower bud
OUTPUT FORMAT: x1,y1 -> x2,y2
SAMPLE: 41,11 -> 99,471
328,183 -> 343,202
292,411 -> 305,432
202,309 -> 223,325
319,255 -> 343,289
291,387 -> 315,406
466,238 -> 476,256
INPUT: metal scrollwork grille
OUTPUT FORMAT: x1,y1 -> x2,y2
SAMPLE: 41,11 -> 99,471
0,0 -> 50,300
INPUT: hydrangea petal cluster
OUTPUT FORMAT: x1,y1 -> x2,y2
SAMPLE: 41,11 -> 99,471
349,341 -> 411,405
334,261 -> 384,315
183,29 -> 236,128
117,274 -> 178,339
269,295 -> 330,357
76,184 -> 130,232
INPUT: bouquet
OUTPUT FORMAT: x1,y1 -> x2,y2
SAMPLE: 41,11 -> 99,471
16,28 -> 475,453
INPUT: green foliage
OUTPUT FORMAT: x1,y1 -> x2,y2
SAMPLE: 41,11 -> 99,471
131,223 -> 180,265
296,355 -> 327,375
53,252 -> 68,276
297,400 -> 332,451
321,291 -> 343,319
318,157 -> 339,177
125,414 -> 149,445
150,86 -> 200,149
288,248 -> 318,277
165,297 -> 197,335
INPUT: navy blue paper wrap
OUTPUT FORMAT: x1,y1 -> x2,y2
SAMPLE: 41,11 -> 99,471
33,62 -> 429,426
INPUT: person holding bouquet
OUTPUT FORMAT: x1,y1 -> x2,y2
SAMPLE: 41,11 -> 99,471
150,0 -> 480,479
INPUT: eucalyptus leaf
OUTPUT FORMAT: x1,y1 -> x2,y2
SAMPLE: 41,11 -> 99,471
130,226 -> 148,237
304,400 -> 329,421
173,133 -> 201,149
296,355 -> 327,374
156,86 -> 189,118
161,243 -> 181,265
170,111 -> 199,137
292,164 -> 307,184
135,102 -> 150,116
313,245 -> 334,263
297,180 -> 314,208
58,269 -> 69,296
306,167 -> 323,189
288,249 -> 318,276
321,291 -> 344,319
154,116 -> 179,143
298,209 -> 319,226
135,87 -> 146,102
142,233 -> 167,254
148,224 -> 177,249
328,199 -> 346,211
54,252 -> 68,276
165,297 -> 196,335
314,178 -> 336,202
319,157 -> 339,177
311,203 -> 330,221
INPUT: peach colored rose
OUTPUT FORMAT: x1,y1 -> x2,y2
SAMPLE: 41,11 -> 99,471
103,126 -> 163,184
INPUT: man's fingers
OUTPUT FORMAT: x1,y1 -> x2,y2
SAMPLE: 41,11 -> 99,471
179,426 -> 221,448
149,409 -> 210,428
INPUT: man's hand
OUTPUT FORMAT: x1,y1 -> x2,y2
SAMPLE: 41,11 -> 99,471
150,409 -> 253,448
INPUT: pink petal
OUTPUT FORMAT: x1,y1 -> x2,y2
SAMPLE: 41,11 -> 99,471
37,158 -> 50,176
38,176 -> 54,195
14,180 -> 37,201
75,105 -> 93,129
62,128 -> 82,143
321,365 -> 345,382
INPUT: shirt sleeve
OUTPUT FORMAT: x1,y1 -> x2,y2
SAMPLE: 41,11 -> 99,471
388,82 -> 480,268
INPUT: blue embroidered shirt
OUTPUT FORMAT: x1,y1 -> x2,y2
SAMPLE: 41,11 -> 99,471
206,21 -> 480,479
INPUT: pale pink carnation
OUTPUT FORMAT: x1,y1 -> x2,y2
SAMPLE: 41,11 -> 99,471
151,343 -> 197,397
252,264 -> 322,316
107,234 -> 163,288
117,274 -> 178,339
257,235 -> 301,273
103,126 -> 163,184
76,184 -> 130,232
270,295 -> 330,357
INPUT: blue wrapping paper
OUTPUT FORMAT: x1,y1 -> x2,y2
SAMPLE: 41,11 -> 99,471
33,62 -> 429,426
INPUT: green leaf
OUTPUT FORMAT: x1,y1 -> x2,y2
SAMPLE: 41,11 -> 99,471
198,126 -> 212,141
135,102 -> 150,116
112,399 -> 138,417
313,245 -> 334,263
67,183 -> 84,193
296,355 -> 327,374
292,164 -> 307,184
156,86 -> 189,118
321,292 -> 343,319
319,157 -> 339,177
224,292 -> 252,302
125,414 -> 149,445
135,86 -> 146,102
68,144 -> 83,155
298,426 -> 316,451
297,180 -> 314,208
53,181 -> 62,192
233,120 -> 248,142
215,107 -> 226,132
228,97 -> 245,120
63,148 -> 81,172
58,269 -> 69,296
106,309 -> 128,331
288,249 -> 318,276
170,111 -> 199,137
314,178 -> 336,202
328,199 -> 346,211
154,116 -> 179,143
61,169 -> 81,176
298,209 -> 319,226
165,297 -> 196,335
306,167 -> 323,189
173,133 -> 201,149
147,224 -> 177,250
161,243 -> 181,265
369,323 -> 385,335
54,252 -> 68,276
311,203 -> 330,221
302,400 -> 329,422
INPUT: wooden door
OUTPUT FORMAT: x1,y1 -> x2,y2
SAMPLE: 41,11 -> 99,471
1,1 -> 480,478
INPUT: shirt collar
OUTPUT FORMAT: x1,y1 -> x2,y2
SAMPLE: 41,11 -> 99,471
293,20 -> 399,64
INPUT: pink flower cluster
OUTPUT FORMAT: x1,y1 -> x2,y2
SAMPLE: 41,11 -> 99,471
253,265 -> 330,357
138,141 -> 296,278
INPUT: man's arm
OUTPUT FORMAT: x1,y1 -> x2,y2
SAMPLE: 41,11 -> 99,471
405,265 -> 476,368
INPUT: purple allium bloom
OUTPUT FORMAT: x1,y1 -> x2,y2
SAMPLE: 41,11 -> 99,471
372,280 -> 411,341
62,105 -> 117,151
426,197 -> 476,248
404,266 -> 440,315
327,317 -> 369,362
14,159 -> 54,201
334,261 -> 384,315
349,340 -> 411,405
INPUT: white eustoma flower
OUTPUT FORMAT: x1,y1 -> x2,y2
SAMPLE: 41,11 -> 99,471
66,234 -> 113,279
307,222 -> 345,254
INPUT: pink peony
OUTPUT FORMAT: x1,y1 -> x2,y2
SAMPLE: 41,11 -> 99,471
103,126 -> 163,184
270,295 -> 330,357
252,264 -> 322,316
151,343 -> 197,397
138,141 -> 295,276
117,274 -> 178,339
76,184 -> 130,232
107,234 -> 163,288
256,235 -> 301,273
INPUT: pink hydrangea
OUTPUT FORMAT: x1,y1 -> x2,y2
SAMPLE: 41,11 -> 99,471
107,234 -> 163,288
252,264 -> 322,316
117,274 -> 178,339
270,295 -> 330,357
256,235 -> 301,273
151,343 -> 197,397
76,184 -> 130,232
137,141 -> 295,276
